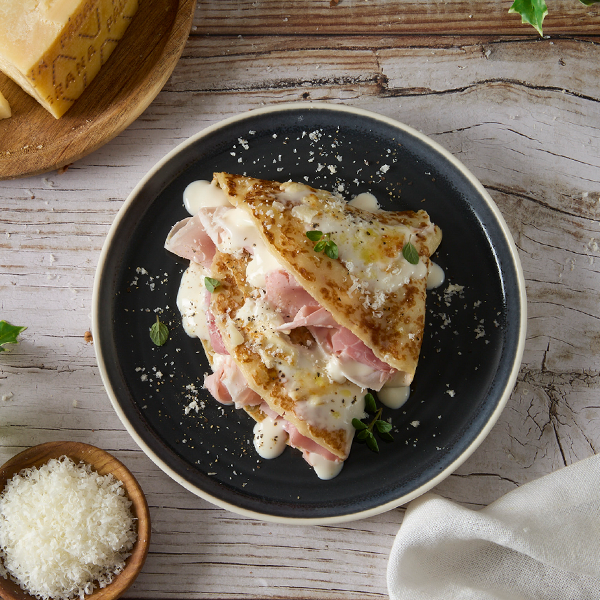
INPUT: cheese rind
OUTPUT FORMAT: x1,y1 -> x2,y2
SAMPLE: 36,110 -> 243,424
0,0 -> 139,118
0,90 -> 11,119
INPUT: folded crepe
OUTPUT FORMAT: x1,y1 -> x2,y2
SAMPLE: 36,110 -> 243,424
165,173 -> 442,479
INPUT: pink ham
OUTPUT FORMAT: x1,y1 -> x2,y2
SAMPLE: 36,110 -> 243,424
277,305 -> 338,330
196,206 -> 232,248
331,327 -> 394,373
265,270 -> 320,319
206,307 -> 228,355
273,292 -> 396,389
281,420 -> 341,462
204,355 -> 262,408
164,215 -> 216,268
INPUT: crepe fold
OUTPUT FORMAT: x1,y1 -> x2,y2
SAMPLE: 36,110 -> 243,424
165,173 -> 442,474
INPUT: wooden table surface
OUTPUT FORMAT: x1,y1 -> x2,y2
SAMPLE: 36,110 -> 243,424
1,1 -> 600,598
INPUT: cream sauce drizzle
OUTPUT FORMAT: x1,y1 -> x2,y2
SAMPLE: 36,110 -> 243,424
253,417 -> 289,459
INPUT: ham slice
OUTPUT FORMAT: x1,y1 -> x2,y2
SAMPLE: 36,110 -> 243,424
265,270 -> 319,320
204,355 -> 262,408
267,284 -> 396,391
164,215 -> 216,268
281,420 -> 341,462
206,307 -> 228,355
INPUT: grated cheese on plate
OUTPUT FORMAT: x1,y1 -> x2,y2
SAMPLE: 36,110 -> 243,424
0,456 -> 137,600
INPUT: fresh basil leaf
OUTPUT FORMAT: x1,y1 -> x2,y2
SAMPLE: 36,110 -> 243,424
306,230 -> 323,242
352,418 -> 368,431
402,240 -> 419,265
365,435 -> 380,453
0,321 -> 26,352
150,316 -> 169,346
204,277 -> 221,293
364,393 -> 377,413
508,0 -> 548,35
580,0 -> 600,4
375,420 -> 392,434
324,241 -> 339,260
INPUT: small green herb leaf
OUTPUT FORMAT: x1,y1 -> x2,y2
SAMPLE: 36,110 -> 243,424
375,420 -> 392,434
324,241 -> 339,260
378,431 -> 395,443
356,429 -> 371,441
150,315 -> 169,346
204,277 -> 221,293
308,231 -> 339,260
313,240 -> 327,253
0,321 -> 26,352
365,435 -> 379,453
352,418 -> 368,431
364,393 -> 377,413
402,238 -> 419,265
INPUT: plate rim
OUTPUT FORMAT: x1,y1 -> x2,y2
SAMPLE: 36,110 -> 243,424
92,101 -> 527,524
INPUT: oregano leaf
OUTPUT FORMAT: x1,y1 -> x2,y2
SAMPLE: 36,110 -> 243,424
365,435 -> 379,453
306,230 -> 323,242
324,241 -> 339,260
150,316 -> 169,346
402,239 -> 419,265
204,277 -> 221,292
364,393 -> 377,413
375,420 -> 393,434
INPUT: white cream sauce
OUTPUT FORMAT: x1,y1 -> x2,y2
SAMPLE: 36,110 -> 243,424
183,179 -> 231,215
305,453 -> 344,480
348,192 -> 380,212
427,261 -> 445,290
378,384 -> 410,409
177,262 -> 210,340
253,417 -> 288,459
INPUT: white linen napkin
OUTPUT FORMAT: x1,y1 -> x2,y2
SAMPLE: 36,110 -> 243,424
387,453 -> 600,600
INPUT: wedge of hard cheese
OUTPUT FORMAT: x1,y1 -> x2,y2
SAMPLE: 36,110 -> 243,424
0,90 -> 10,119
0,0 -> 138,119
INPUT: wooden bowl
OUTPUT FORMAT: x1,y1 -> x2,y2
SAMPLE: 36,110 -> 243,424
0,441 -> 151,600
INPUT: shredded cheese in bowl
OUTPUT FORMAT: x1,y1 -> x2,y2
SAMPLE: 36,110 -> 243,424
0,456 -> 137,600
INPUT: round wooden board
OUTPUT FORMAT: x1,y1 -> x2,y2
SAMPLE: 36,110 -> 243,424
0,0 -> 196,181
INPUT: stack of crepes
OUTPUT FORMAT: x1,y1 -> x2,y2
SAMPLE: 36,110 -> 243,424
165,173 -> 442,478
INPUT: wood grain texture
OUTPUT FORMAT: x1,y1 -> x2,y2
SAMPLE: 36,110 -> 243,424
0,2 -> 599,598
192,0 -> 600,35
0,442 -> 150,600
0,0 -> 196,181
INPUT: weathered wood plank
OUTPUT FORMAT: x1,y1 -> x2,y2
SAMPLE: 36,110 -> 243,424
193,0 -> 600,35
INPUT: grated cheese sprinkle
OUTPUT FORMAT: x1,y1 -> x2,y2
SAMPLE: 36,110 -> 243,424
0,456 -> 137,600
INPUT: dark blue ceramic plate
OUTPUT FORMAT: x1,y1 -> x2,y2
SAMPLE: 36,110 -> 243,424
93,103 -> 526,523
